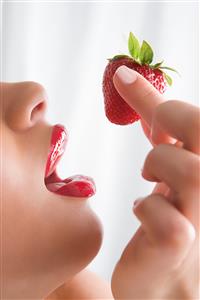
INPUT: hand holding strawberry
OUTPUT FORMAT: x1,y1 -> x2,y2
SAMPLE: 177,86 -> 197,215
110,65 -> 200,299
103,32 -> 177,125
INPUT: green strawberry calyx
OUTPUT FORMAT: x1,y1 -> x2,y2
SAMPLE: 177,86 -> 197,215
110,32 -> 179,86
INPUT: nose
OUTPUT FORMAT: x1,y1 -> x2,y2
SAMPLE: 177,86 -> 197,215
3,81 -> 47,131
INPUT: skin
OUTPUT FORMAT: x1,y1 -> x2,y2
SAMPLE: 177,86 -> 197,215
1,72 -> 199,299
1,82 -> 110,299
46,269 -> 112,299
41,68 -> 200,300
49,68 -> 200,299
111,66 -> 200,299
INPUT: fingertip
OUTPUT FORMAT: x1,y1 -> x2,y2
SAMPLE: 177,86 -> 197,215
113,66 -> 164,126
113,65 -> 138,86
133,197 -> 145,212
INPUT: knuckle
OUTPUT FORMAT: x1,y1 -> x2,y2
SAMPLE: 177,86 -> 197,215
134,194 -> 160,218
191,110 -> 200,132
146,143 -> 166,161
180,156 -> 200,189
144,147 -> 156,165
186,106 -> 200,131
161,219 -> 195,253
134,197 -> 146,215
141,84 -> 158,101
155,220 -> 196,271
153,100 -> 176,121
155,143 -> 168,152
143,144 -> 166,174
185,110 -> 200,151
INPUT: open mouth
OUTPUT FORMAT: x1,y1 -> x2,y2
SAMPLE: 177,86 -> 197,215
44,124 -> 96,198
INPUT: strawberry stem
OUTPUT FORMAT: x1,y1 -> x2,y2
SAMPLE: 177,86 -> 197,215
109,32 -> 178,87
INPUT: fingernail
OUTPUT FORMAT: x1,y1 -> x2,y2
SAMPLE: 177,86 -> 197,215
115,66 -> 138,85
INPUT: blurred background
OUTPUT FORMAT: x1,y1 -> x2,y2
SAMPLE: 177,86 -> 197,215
1,0 -> 199,281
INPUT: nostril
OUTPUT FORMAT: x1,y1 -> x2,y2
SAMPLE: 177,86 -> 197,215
30,101 -> 46,123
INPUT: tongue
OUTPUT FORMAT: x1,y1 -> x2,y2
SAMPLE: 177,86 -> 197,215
46,175 -> 96,198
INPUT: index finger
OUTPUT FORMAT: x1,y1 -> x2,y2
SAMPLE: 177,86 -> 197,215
113,65 -> 165,127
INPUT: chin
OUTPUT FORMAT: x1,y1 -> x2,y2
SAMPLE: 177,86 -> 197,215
40,193 -> 103,295
78,208 -> 103,267
67,204 -> 103,273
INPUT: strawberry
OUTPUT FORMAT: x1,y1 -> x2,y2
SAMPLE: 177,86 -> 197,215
103,32 -> 177,125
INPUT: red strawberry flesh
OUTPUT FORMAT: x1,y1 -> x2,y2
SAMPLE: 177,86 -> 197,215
103,57 -> 166,125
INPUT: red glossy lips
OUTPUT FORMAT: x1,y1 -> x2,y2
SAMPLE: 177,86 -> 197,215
45,124 -> 67,178
45,125 -> 96,198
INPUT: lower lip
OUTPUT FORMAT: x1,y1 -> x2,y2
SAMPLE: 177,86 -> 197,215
45,124 -> 96,198
45,172 -> 96,198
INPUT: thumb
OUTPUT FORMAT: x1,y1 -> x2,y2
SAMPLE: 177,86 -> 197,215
113,65 -> 165,126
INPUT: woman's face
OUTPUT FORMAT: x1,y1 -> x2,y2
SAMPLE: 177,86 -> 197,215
1,82 -> 103,299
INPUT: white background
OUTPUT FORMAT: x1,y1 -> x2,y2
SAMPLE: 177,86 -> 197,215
2,0 -> 199,281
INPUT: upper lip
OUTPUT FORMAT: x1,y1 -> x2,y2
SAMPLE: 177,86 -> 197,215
44,124 -> 96,198
45,124 -> 68,178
